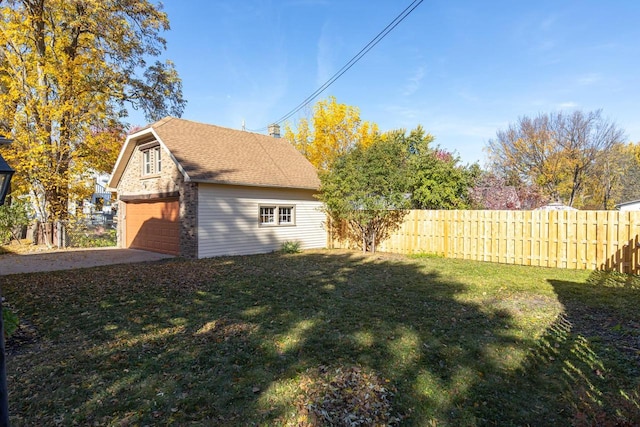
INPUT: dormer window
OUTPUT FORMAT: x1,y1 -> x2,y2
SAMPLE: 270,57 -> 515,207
140,142 -> 161,176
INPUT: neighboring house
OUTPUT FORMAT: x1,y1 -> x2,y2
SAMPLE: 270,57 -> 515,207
107,117 -> 327,257
83,174 -> 113,216
91,175 -> 112,212
615,199 -> 640,211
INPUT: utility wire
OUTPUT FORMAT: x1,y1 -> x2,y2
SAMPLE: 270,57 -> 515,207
249,0 -> 424,132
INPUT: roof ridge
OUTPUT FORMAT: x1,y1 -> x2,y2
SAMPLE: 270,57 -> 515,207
153,117 -> 274,138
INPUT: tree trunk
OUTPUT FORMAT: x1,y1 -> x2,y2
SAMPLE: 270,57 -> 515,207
371,229 -> 376,253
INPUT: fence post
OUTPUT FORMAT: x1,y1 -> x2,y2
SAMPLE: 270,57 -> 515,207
55,221 -> 68,248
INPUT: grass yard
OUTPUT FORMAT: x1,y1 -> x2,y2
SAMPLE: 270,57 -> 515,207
2,249 -> 639,426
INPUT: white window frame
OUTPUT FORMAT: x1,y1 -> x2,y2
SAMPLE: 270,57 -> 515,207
155,146 -> 162,173
141,144 -> 162,176
259,205 -> 295,226
278,206 -> 293,224
142,149 -> 152,175
259,206 -> 275,224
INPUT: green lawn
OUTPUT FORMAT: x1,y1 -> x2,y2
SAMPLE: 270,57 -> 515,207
2,249 -> 639,426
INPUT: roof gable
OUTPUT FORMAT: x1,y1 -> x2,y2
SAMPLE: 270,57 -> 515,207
109,117 -> 320,190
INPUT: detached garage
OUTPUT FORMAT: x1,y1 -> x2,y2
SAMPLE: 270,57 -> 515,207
107,117 -> 327,258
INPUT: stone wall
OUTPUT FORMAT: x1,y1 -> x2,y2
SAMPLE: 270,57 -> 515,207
179,181 -> 198,258
116,139 -> 182,197
115,138 -> 198,257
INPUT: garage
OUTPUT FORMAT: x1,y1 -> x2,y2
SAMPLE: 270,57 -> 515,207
125,199 -> 180,255
108,118 -> 326,259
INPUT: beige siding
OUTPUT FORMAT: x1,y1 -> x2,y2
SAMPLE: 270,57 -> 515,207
197,184 -> 326,258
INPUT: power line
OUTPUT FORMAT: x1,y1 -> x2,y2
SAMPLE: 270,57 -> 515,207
249,0 -> 424,132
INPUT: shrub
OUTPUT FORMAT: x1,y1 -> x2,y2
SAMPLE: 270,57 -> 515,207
65,216 -> 117,248
281,240 -> 301,254
0,200 -> 31,244
69,227 -> 116,247
3,308 -> 19,339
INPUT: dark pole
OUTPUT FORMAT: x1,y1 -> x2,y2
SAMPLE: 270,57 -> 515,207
0,294 -> 8,427
0,137 -> 13,426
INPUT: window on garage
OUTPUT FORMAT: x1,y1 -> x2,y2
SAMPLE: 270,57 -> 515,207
259,205 -> 295,226
140,143 -> 162,176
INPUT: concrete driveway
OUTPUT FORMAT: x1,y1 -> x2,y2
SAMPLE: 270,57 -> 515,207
0,247 -> 174,276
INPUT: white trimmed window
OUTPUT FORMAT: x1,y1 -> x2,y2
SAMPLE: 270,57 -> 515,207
260,205 -> 295,225
279,206 -> 293,224
141,145 -> 162,176
260,206 -> 275,224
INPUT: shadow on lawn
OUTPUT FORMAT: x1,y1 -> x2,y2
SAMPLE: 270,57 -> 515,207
544,274 -> 640,427
455,272 -> 640,427
180,252 -> 527,425
7,252 -> 632,425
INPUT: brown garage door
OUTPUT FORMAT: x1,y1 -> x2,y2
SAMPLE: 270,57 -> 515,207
125,199 -> 180,255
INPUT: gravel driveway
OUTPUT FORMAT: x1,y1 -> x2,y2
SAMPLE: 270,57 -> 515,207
0,247 -> 174,275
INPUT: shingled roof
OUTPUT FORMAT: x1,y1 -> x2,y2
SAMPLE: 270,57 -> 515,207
109,117 -> 320,190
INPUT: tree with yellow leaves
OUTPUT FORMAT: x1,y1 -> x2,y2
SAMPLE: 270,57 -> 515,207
584,141 -> 640,209
0,0 -> 185,226
284,96 -> 378,171
487,110 -> 625,207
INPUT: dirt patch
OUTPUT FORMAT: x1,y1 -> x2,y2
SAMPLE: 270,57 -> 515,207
5,319 -> 39,356
491,293 -> 563,317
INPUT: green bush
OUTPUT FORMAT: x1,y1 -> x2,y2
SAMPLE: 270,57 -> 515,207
0,200 -> 31,244
3,308 -> 19,339
64,215 -> 117,248
68,227 -> 117,248
281,240 -> 301,254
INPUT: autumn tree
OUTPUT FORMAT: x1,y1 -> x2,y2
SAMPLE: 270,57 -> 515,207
469,170 -> 548,210
487,110 -> 625,207
0,0 -> 185,226
284,96 -> 378,171
469,172 -> 521,210
620,142 -> 640,203
581,142 -> 640,209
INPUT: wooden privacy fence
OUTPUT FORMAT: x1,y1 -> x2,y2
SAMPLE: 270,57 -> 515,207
332,210 -> 640,274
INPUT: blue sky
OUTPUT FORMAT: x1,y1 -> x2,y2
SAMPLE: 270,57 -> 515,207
136,0 -> 640,165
